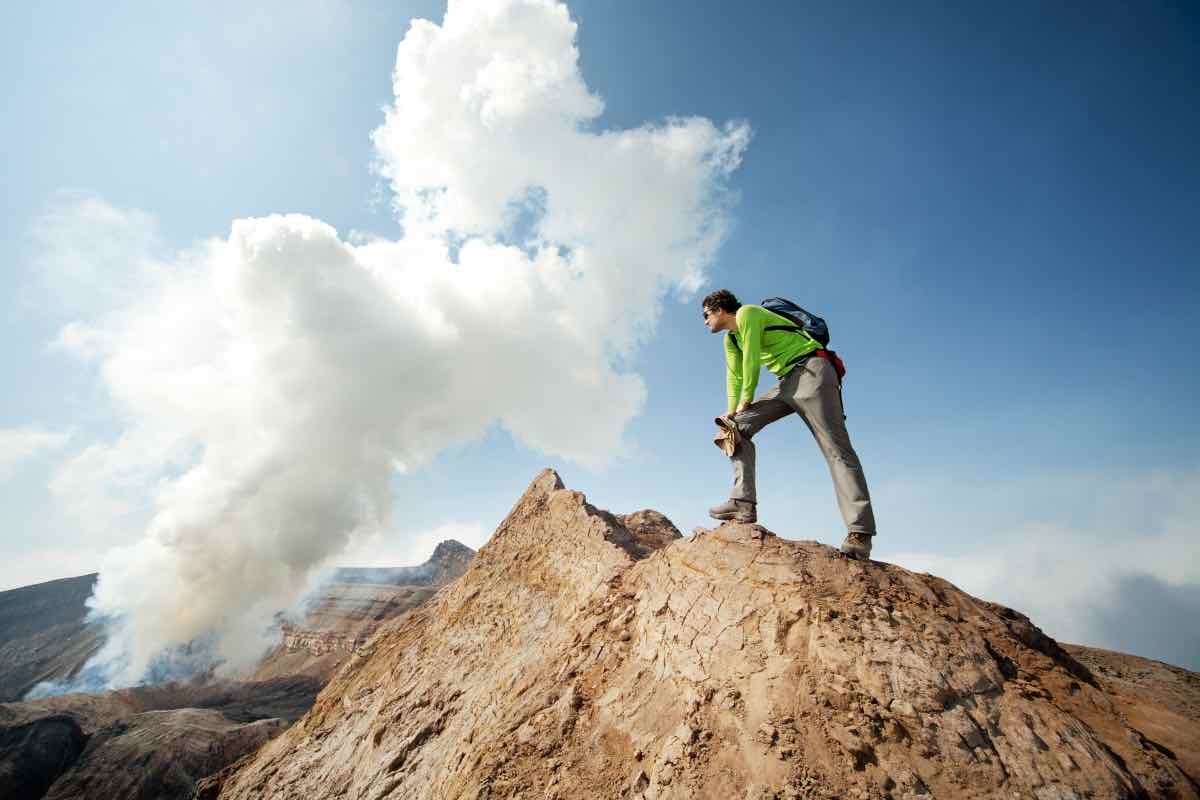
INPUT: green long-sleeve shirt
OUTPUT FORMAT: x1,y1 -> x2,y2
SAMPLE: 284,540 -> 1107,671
724,305 -> 821,413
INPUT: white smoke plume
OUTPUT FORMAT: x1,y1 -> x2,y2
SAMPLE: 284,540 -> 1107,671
44,0 -> 750,685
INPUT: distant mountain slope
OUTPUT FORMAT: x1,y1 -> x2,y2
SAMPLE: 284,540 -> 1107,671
331,540 -> 476,587
208,470 -> 1200,800
252,541 -> 475,681
0,574 -> 104,702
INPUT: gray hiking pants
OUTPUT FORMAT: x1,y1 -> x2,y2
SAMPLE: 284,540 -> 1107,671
728,356 -> 876,535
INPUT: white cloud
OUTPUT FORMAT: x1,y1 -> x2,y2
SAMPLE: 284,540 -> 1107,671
889,469 -> 1200,670
23,190 -> 164,318
35,0 -> 749,685
0,426 -> 73,482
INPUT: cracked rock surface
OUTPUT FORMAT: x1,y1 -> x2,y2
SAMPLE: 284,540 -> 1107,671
210,470 -> 1199,800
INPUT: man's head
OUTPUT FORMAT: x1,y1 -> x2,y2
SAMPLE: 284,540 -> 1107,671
702,289 -> 740,333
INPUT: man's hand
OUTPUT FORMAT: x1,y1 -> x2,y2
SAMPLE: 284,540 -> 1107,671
720,402 -> 750,423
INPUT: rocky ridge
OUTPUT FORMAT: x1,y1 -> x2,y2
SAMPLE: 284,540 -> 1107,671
209,469 -> 1200,800
331,540 -> 477,587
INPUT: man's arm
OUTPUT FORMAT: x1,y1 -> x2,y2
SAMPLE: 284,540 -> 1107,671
737,307 -> 764,408
724,334 -> 742,415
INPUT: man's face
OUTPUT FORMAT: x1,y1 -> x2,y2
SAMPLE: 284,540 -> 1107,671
702,305 -> 726,333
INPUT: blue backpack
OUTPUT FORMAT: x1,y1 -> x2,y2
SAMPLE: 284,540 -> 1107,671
760,297 -> 830,347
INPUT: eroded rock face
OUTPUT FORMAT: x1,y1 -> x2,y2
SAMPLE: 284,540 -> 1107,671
618,510 -> 684,554
212,470 -> 1200,800
43,709 -> 285,800
252,540 -> 474,681
254,585 -> 441,681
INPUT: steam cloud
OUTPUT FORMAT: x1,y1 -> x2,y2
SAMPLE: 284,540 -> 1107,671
44,0 -> 750,685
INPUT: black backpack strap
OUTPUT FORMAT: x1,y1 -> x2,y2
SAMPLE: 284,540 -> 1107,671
730,326 -> 806,350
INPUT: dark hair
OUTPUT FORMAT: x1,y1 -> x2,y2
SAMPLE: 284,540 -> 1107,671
701,289 -> 741,314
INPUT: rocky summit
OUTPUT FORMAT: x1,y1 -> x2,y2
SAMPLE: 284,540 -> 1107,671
207,469 -> 1199,800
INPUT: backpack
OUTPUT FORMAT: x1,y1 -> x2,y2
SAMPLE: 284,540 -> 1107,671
760,298 -> 846,384
760,297 -> 830,347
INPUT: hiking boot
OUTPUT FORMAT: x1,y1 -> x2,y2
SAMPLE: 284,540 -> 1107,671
708,499 -> 757,523
840,532 -> 874,561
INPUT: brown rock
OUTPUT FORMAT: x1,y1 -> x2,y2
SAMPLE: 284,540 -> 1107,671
1064,644 -> 1200,788
617,510 -> 684,555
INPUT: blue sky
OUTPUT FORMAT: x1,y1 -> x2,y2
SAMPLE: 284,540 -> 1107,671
2,1 -> 1198,671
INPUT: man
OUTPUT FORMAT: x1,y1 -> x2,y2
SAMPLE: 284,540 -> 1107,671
702,289 -> 876,560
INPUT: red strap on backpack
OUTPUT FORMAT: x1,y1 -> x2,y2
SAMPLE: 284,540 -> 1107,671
813,349 -> 846,382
